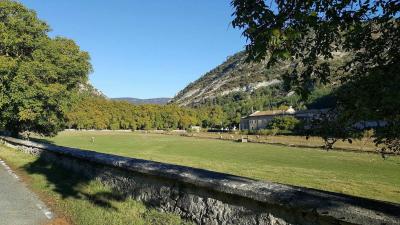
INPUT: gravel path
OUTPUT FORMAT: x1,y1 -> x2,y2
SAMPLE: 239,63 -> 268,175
0,159 -> 53,225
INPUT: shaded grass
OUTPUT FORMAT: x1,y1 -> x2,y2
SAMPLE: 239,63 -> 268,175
40,130 -> 400,204
0,145 -> 191,225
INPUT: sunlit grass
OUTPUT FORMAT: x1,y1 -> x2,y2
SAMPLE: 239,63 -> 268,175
38,130 -> 400,204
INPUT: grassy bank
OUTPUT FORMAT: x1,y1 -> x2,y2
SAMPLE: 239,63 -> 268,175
38,131 -> 400,204
0,145 -> 190,225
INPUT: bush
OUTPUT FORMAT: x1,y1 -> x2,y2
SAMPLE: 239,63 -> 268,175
267,116 -> 300,131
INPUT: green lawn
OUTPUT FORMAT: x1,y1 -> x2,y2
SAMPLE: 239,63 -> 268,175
40,131 -> 400,204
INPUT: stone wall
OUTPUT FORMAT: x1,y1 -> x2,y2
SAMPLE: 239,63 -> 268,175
1,136 -> 399,225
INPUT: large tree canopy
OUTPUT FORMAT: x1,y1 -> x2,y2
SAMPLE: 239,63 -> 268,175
0,0 -> 92,136
232,0 -> 399,153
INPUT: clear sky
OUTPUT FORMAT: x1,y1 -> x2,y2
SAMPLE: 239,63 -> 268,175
20,0 -> 246,98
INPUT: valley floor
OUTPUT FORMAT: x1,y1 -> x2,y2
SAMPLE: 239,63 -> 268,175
170,131 -> 378,153
38,130 -> 400,204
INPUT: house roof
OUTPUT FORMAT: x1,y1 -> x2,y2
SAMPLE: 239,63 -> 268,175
248,106 -> 297,117
243,107 -> 330,119
249,110 -> 287,117
295,108 -> 330,115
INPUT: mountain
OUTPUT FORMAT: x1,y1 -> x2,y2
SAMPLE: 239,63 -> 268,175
170,51 -> 288,107
112,97 -> 171,105
79,82 -> 107,98
79,81 -> 171,105
170,51 -> 347,108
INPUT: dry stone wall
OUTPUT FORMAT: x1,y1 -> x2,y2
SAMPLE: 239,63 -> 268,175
1,136 -> 399,225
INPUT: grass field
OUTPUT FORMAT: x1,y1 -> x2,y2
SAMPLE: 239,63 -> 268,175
186,132 -> 378,152
37,130 -> 400,204
0,145 -> 191,225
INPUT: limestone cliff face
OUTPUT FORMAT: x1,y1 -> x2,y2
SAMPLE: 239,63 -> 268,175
171,51 -> 348,107
170,51 -> 288,106
78,82 -> 107,98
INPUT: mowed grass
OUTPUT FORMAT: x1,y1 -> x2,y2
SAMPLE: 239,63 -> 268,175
40,131 -> 400,204
0,145 -> 191,225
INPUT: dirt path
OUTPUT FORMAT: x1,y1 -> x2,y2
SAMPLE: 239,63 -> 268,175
0,159 -> 53,225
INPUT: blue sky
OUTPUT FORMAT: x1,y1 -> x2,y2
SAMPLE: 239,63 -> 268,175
20,1 -> 246,98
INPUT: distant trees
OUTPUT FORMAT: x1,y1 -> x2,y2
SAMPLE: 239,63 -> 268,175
65,96 -> 228,130
0,0 -> 92,137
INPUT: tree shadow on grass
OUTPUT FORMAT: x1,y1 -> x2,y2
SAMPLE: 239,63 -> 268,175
23,154 -> 125,211
30,137 -> 55,145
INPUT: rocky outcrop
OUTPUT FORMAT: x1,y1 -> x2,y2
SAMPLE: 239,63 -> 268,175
171,52 -> 286,106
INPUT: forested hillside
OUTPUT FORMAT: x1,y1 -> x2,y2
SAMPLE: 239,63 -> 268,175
170,51 -> 345,124
171,51 -> 285,106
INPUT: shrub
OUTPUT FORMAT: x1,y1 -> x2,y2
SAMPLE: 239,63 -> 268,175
267,116 -> 300,131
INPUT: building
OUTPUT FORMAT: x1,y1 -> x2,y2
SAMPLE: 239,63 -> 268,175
239,107 -> 329,131
189,125 -> 201,132
239,107 -> 296,130
294,108 -> 330,122
240,106 -> 389,131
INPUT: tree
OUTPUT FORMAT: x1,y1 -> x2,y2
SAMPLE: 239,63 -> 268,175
267,115 -> 300,131
0,1 -> 92,136
232,0 -> 399,154
305,109 -> 356,150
